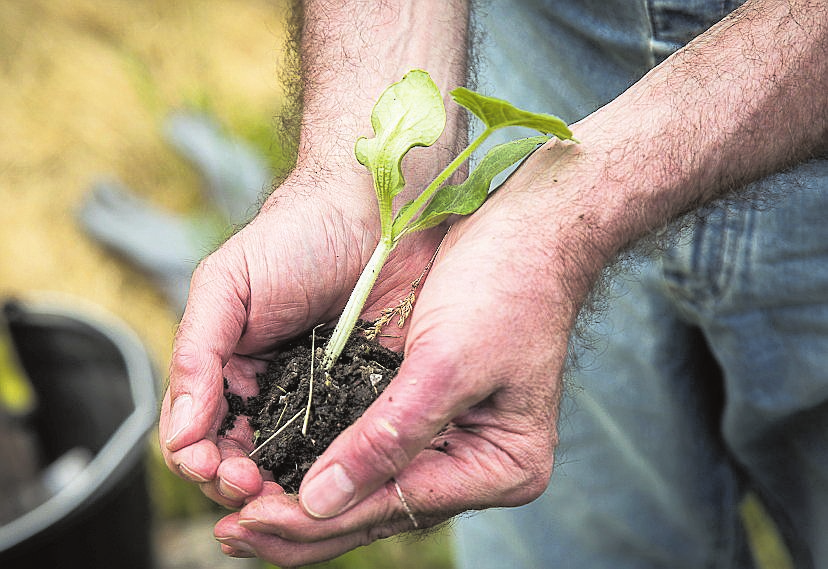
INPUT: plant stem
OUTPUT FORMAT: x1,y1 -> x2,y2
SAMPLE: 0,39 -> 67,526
321,236 -> 394,370
391,127 -> 492,236
320,124 -> 501,371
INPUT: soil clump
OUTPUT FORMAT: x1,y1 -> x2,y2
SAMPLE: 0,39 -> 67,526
220,324 -> 402,493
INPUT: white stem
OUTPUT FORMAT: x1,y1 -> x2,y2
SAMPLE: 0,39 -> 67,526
321,237 -> 393,370
302,325 -> 322,436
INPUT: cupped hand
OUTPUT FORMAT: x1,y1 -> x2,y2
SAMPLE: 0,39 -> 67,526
212,138 -> 608,566
158,167 -> 446,509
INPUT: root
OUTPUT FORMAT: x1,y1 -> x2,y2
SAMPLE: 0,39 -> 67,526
365,228 -> 449,341
249,410 -> 304,458
302,324 -> 324,436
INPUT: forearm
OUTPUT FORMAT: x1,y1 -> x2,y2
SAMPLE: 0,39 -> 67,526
278,0 -> 470,211
576,0 -> 827,249
483,0 -> 827,324
515,0 -> 826,286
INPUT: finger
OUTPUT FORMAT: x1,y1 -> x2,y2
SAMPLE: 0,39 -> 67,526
158,388 -> 221,480
200,421 -> 265,508
216,424 -> 554,567
215,508 -> 413,567
217,481 -> 420,567
167,438 -> 223,484
295,330 -> 485,520
201,455 -> 264,509
200,377 -> 266,507
240,420 -> 552,541
163,251 -> 249,453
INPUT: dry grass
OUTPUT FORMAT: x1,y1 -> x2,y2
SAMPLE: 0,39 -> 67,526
0,0 -> 289,369
0,0 -> 290,540
741,492 -> 794,569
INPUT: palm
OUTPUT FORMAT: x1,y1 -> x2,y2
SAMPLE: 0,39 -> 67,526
161,181 -> 445,507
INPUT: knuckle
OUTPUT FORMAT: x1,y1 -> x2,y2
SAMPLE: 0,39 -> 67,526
353,418 -> 412,476
170,337 -> 203,378
506,455 -> 554,506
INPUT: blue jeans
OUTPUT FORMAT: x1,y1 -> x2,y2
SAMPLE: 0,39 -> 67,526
456,1 -> 828,567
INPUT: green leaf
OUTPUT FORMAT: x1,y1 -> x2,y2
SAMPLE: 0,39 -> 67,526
450,87 -> 574,141
355,70 -> 446,211
399,135 -> 550,234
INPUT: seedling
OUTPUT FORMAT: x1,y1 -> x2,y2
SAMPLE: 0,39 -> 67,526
242,73 -> 577,480
320,69 -> 576,369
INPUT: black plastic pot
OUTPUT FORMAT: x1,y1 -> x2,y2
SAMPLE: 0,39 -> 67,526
0,298 -> 158,568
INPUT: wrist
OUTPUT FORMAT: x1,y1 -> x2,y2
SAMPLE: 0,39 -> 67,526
260,164 -> 378,227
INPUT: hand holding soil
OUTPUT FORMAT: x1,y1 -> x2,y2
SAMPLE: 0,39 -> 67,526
159,71 -> 584,566
160,154 -> 595,567
207,135 -> 595,566
158,168 -> 445,510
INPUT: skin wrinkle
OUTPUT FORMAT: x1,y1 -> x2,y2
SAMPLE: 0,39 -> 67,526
442,428 -> 543,509
256,194 -> 372,338
474,423 -> 552,497
238,243 -> 255,334
317,207 -> 371,314
478,142 -> 611,318
377,480 -> 414,530
251,252 -> 308,341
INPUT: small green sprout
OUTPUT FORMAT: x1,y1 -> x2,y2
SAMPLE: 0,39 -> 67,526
321,69 -> 576,369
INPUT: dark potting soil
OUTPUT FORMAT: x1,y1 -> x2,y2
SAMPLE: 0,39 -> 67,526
220,324 -> 402,494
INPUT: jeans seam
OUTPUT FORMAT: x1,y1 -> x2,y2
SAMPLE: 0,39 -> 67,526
642,0 -> 657,69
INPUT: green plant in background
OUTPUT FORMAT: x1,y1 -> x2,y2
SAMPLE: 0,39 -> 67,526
320,69 -> 576,369
264,526 -> 455,569
0,322 -> 35,416
741,492 -> 794,569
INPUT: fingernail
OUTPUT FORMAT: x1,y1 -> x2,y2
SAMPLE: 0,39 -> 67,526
178,463 -> 209,483
216,537 -> 255,557
301,463 -> 355,518
166,394 -> 193,447
218,478 -> 246,500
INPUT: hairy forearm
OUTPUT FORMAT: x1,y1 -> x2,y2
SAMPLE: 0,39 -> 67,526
486,0 -> 827,320
573,0 -> 827,249
288,0 -> 470,204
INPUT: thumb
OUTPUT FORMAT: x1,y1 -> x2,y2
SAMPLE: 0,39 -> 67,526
297,332 -> 479,519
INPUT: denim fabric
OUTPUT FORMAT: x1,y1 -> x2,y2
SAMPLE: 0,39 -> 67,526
647,0 -> 746,62
456,1 -> 827,567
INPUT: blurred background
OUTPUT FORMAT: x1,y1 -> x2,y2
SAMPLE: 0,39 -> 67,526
0,1 -> 453,567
